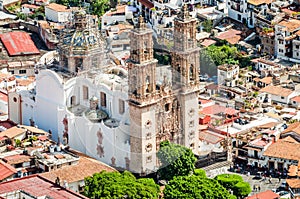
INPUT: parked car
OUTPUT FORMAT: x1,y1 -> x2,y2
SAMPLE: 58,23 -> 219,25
278,181 -> 287,191
277,191 -> 289,196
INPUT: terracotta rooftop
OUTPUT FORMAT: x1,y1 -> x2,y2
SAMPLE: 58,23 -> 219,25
254,76 -> 273,84
278,19 -> 300,32
287,178 -> 300,188
201,104 -> 239,115
19,125 -> 48,135
215,29 -> 242,45
291,96 -> 300,103
40,152 -> 116,183
247,0 -> 273,6
245,190 -> 279,199
3,154 -> 32,165
0,160 -> 17,181
0,126 -> 26,139
281,122 -> 300,136
260,85 -> 293,97
106,5 -> 126,16
282,135 -> 298,143
0,32 -> 40,56
0,91 -> 7,103
0,120 -> 17,129
199,130 -> 225,144
0,175 -> 88,198
46,3 -> 71,12
218,64 -> 239,71
200,39 -> 216,47
263,139 -> 300,160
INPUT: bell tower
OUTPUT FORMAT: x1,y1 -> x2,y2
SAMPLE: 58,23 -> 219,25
172,5 -> 200,154
172,4 -> 200,91
128,16 -> 158,174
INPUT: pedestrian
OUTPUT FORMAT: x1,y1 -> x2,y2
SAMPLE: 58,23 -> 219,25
279,176 -> 281,182
269,176 -> 272,184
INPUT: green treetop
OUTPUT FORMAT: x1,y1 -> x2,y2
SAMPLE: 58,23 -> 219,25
84,171 -> 160,199
157,141 -> 197,181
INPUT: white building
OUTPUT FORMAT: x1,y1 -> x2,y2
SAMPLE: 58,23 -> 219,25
217,64 -> 239,87
9,9 -> 201,174
101,5 -> 134,29
275,19 -> 300,60
260,85 -> 299,104
45,3 -> 73,23
21,4 -> 39,14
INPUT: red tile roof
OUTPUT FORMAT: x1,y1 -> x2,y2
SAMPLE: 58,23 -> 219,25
0,91 -> 7,102
200,39 -> 216,47
215,29 -> 242,45
40,155 -> 116,183
0,32 -> 40,56
0,120 -> 17,129
201,104 -> 238,115
46,3 -> 70,12
245,190 -> 279,199
0,175 -> 88,198
0,160 -> 17,181
199,130 -> 225,144
291,96 -> 300,103
3,154 -> 32,165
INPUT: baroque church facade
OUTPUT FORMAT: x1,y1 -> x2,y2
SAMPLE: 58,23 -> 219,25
8,6 -> 200,174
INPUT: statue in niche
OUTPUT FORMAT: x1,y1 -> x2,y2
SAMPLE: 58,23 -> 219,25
111,157 -> 116,166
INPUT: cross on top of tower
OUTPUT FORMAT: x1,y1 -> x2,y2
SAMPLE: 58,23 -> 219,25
177,4 -> 190,21
136,15 -> 146,29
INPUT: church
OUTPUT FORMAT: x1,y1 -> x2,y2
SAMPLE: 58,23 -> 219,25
8,5 -> 201,174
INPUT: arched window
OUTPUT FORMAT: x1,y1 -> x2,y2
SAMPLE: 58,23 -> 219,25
189,64 -> 194,80
146,76 -> 150,93
132,76 -> 137,95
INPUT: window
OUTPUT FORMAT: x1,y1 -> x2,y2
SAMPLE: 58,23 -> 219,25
237,14 -> 241,21
119,99 -> 125,114
146,132 -> 152,140
100,92 -> 106,107
281,96 -> 284,99
190,143 -> 195,149
189,131 -> 195,138
296,45 -> 299,49
165,103 -> 170,112
19,69 -> 26,74
189,121 -> 194,127
145,143 -> 153,152
146,155 -> 152,163
83,86 -> 89,100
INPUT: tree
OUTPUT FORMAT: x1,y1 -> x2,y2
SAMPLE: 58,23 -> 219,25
232,181 -> 251,198
202,20 -> 213,33
163,175 -> 237,199
215,174 -> 251,198
157,141 -> 196,181
84,171 -> 160,199
90,0 -> 110,17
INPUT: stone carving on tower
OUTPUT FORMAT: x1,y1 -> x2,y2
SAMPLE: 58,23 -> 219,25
57,10 -> 104,74
128,16 -> 158,174
128,11 -> 200,175
172,4 -> 200,155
